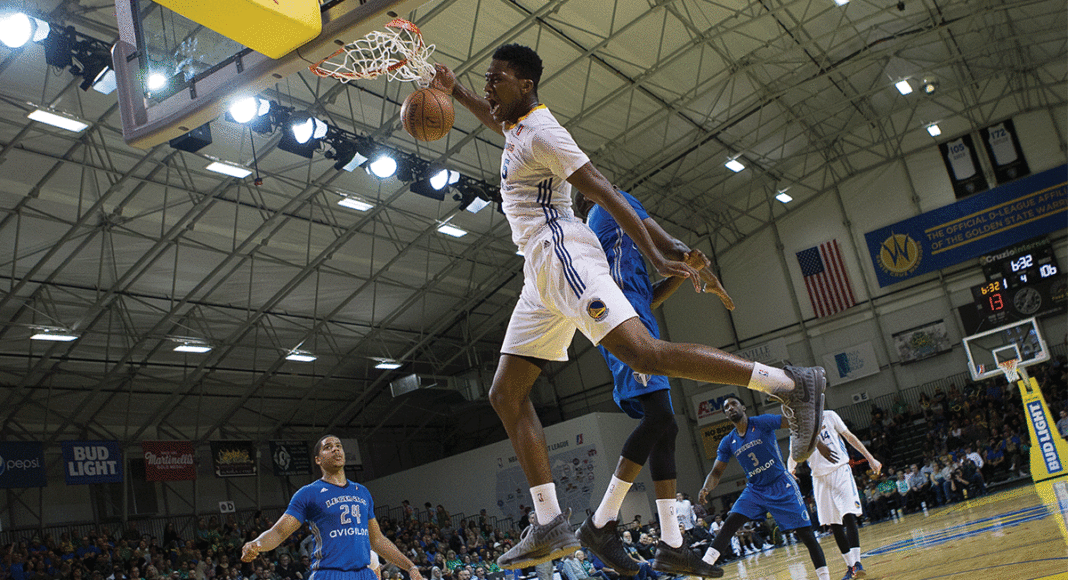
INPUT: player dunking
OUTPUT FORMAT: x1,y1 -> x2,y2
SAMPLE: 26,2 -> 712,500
241,436 -> 423,580
573,191 -> 729,578
432,45 -> 826,570
789,410 -> 882,579
699,397 -> 830,580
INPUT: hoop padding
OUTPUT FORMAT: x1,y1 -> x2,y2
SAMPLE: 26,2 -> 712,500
998,358 -> 1019,382
310,18 -> 435,87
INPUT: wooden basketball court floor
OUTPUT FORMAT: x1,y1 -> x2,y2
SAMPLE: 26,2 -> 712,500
711,477 -> 1068,580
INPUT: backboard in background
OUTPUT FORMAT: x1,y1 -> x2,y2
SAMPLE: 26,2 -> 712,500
962,317 -> 1049,381
112,0 -> 427,149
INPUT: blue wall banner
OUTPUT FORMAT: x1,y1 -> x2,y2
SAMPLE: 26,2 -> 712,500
865,165 -> 1067,287
62,441 -> 123,485
0,441 -> 46,489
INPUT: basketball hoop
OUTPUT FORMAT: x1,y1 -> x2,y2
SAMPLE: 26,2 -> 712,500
997,358 -> 1020,383
310,18 -> 436,87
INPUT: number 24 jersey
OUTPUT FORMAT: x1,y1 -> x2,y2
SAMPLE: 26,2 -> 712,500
285,479 -> 375,573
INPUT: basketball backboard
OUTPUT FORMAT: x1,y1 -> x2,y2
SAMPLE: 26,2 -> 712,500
962,317 -> 1049,381
112,0 -> 428,148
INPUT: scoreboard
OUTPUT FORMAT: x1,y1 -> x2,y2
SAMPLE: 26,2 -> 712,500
960,239 -> 1067,334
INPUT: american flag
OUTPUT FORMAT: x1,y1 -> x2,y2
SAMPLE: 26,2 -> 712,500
796,240 -> 856,318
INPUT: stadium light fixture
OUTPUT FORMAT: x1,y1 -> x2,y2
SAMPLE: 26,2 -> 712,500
775,189 -> 793,203
0,12 -> 49,48
834,0 -> 848,5
375,360 -> 402,370
290,114 -> 328,144
28,108 -> 88,132
437,224 -> 467,238
174,343 -> 212,353
30,327 -> 79,342
927,124 -> 942,137
725,157 -> 745,173
285,350 -> 317,362
337,195 -> 373,212
206,161 -> 252,178
368,152 -> 398,178
895,80 -> 913,95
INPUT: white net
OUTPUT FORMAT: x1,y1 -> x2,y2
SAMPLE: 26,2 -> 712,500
997,358 -> 1019,382
310,19 -> 436,87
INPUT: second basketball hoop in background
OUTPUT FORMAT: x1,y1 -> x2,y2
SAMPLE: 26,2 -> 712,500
401,88 -> 454,141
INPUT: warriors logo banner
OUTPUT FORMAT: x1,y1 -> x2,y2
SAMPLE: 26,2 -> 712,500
864,165 -> 1066,287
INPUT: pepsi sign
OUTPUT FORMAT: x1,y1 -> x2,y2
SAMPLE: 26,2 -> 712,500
0,441 -> 46,489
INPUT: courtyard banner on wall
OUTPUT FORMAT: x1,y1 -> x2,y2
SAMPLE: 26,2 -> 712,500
269,441 -> 311,477
143,440 -> 196,481
864,165 -> 1067,287
0,441 -> 46,489
62,440 -> 123,484
210,441 -> 257,477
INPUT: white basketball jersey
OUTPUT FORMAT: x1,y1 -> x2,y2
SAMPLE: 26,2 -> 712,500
809,410 -> 851,477
499,105 -> 590,248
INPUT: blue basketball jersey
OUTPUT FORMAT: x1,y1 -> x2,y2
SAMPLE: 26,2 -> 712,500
717,414 -> 789,488
586,191 -> 670,418
586,191 -> 653,307
285,479 -> 375,575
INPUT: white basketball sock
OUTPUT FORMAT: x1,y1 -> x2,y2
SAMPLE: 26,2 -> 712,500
592,476 -> 632,528
747,363 -> 793,393
702,548 -> 720,566
815,566 -> 830,580
850,548 -> 861,565
530,483 -> 562,525
656,500 -> 683,548
842,551 -> 856,567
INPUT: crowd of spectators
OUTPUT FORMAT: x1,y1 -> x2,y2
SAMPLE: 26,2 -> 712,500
0,357 -> 1063,580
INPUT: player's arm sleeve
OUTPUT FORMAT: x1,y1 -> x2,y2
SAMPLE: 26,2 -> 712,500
716,436 -> 733,463
283,487 -> 309,523
753,414 -> 783,431
530,126 -> 590,180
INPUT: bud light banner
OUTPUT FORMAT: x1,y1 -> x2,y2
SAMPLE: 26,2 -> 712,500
143,440 -> 197,481
210,441 -> 257,478
62,441 -> 123,485
864,165 -> 1067,287
0,441 -> 46,489
269,441 -> 311,477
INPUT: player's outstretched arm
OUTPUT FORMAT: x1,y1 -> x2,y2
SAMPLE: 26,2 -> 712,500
568,165 -> 698,287
241,514 -> 302,562
368,518 -> 423,580
698,460 -> 729,504
432,64 -> 503,136
841,429 -> 882,474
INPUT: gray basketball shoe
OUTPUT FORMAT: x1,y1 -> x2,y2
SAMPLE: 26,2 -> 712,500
497,509 -> 582,569
774,366 -> 826,463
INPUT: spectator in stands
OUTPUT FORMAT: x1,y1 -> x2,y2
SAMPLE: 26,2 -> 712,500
929,461 -> 947,506
673,494 -> 696,533
905,465 -> 931,511
1057,410 -> 1068,439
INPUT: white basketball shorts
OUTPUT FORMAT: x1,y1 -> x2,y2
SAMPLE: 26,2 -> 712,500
812,464 -> 863,525
501,219 -> 638,361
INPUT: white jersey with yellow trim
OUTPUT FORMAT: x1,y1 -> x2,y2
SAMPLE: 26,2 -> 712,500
499,105 -> 591,248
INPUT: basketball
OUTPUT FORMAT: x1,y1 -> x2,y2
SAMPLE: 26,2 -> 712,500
401,88 -> 454,141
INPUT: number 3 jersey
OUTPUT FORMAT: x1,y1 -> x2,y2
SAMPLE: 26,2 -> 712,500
285,479 -> 375,574
717,414 -> 789,488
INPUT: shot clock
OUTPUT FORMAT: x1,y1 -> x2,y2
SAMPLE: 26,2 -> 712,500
963,239 -> 1066,333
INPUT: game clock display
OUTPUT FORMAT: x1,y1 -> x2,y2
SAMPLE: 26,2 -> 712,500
965,273 -> 1067,332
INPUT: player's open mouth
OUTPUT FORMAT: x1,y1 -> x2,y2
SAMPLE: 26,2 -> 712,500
487,97 -> 499,117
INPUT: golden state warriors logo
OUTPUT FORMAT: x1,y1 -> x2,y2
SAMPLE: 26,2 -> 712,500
587,298 -> 609,321
877,232 -> 922,278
